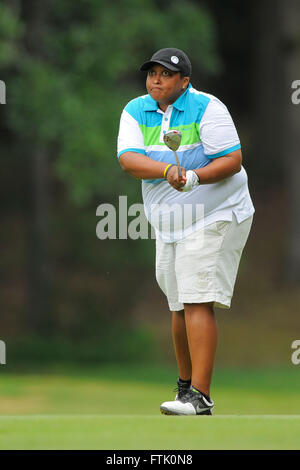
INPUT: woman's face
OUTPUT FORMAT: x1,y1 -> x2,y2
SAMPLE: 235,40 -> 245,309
146,64 -> 189,110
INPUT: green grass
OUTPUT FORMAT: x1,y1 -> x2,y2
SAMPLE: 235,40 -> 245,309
0,364 -> 300,449
0,415 -> 300,450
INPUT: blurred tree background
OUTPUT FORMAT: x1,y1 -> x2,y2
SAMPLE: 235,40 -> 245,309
0,0 -> 300,367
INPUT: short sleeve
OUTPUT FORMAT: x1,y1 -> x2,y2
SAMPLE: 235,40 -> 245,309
117,109 -> 146,158
199,98 -> 241,158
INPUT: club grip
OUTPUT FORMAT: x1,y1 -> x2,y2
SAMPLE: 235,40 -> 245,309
174,151 -> 182,178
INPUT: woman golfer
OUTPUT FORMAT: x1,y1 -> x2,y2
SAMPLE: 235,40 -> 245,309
117,48 -> 254,415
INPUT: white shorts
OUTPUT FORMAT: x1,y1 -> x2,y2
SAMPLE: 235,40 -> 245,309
155,214 -> 253,310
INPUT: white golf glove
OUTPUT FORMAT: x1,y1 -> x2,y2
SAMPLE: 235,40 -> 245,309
181,170 -> 200,192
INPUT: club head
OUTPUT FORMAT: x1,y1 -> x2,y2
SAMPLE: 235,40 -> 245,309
163,130 -> 182,151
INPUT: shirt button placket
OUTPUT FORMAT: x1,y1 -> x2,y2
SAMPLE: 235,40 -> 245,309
160,106 -> 172,142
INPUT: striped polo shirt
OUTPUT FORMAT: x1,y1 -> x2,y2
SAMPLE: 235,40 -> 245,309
118,84 -> 254,242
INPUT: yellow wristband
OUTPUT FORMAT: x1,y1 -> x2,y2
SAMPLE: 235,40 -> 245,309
163,164 -> 172,178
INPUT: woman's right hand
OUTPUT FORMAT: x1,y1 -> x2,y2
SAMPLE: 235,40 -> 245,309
166,166 -> 187,191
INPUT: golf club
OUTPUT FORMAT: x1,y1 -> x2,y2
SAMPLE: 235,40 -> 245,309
163,130 -> 182,178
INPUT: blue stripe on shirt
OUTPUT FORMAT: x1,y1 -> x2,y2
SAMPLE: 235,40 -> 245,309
207,144 -> 241,158
118,148 -> 146,158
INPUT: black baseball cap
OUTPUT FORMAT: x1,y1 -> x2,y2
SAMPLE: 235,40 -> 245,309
140,48 -> 192,77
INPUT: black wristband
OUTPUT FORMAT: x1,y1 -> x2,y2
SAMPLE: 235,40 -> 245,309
165,164 -> 175,178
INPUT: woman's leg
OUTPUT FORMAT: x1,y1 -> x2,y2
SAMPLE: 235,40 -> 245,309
184,302 -> 218,397
171,310 -> 192,381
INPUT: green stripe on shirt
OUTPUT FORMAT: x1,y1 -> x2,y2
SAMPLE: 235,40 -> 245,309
139,123 -> 201,147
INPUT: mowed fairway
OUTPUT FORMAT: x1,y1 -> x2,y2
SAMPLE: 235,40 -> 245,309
0,365 -> 299,449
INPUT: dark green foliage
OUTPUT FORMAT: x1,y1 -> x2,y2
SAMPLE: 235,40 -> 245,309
0,0 -> 220,352
4,0 -> 220,205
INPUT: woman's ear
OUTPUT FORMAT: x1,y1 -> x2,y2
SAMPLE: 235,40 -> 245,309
182,77 -> 190,89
